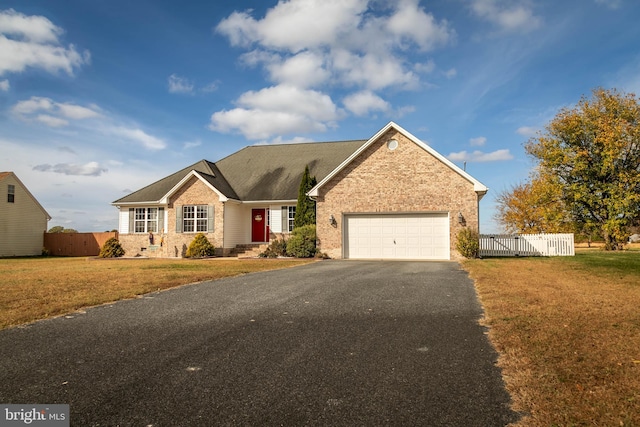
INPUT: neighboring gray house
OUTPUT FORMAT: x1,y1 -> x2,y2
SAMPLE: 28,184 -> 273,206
0,172 -> 51,257
112,122 -> 488,260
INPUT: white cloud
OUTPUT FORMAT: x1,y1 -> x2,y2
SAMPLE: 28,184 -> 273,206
216,0 -> 369,53
394,105 -> 416,118
213,1 -> 455,139
444,68 -> 457,79
385,0 -> 454,51
343,90 -> 390,116
516,126 -> 537,137
267,51 -> 330,88
414,60 -> 436,74
57,103 -> 101,119
470,0 -> 541,33
332,49 -> 420,90
12,96 -> 54,114
109,126 -> 167,150
595,0 -> 622,9
469,136 -> 487,146
0,79 -> 8,91
201,82 -> 218,93
211,108 -> 330,140
11,96 -> 101,125
0,9 -> 89,77
447,149 -> 514,162
183,140 -> 202,149
0,8 -> 62,43
168,74 -> 194,94
10,96 -> 166,151
36,114 -> 68,127
209,84 -> 342,139
33,161 -> 108,177
168,74 -> 219,94
238,85 -> 341,121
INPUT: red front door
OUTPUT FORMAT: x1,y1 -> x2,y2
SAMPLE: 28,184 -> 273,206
251,208 -> 267,242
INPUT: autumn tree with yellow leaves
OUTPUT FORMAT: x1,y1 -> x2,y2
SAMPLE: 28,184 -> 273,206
495,174 -> 569,234
499,88 -> 640,250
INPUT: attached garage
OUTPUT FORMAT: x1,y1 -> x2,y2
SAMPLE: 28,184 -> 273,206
344,213 -> 450,260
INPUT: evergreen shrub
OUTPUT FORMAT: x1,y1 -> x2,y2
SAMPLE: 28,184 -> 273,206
99,237 -> 125,258
185,233 -> 215,258
286,225 -> 317,258
456,228 -> 479,259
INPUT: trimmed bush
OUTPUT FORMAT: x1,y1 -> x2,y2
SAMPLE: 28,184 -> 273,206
286,225 -> 317,258
99,237 -> 125,258
456,228 -> 479,259
185,233 -> 215,258
260,237 -> 288,258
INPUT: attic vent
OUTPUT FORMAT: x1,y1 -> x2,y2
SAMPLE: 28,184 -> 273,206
387,139 -> 399,151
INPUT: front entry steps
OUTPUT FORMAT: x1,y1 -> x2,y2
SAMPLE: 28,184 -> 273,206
232,243 -> 269,258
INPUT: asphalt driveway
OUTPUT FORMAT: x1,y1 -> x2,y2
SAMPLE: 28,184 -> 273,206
0,261 -> 519,426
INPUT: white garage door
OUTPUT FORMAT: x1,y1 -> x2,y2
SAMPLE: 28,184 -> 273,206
344,213 -> 450,260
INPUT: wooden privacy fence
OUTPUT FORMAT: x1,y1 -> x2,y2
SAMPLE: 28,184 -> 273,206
44,232 -> 118,257
479,233 -> 575,257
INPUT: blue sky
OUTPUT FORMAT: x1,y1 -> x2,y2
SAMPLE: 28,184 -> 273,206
1,0 -> 639,232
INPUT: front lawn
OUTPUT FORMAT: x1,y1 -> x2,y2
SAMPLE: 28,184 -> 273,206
0,257 -> 315,330
463,250 -> 640,426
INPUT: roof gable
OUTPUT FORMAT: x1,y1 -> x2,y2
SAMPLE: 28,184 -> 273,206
160,170 -> 234,203
0,171 -> 51,219
308,122 -> 489,198
112,160 -> 238,204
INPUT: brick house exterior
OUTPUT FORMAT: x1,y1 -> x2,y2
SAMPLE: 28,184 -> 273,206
312,127 -> 483,259
112,122 -> 487,260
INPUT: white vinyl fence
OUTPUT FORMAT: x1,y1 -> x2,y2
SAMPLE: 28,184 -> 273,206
479,233 -> 575,257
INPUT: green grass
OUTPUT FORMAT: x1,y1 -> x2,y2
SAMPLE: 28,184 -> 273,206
569,250 -> 640,276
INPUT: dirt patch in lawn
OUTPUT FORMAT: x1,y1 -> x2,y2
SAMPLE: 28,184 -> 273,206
0,257 -> 316,330
463,251 -> 640,426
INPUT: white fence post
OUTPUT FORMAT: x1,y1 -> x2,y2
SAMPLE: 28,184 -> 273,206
479,233 -> 574,257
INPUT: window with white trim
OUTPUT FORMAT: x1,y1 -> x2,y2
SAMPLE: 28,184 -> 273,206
287,206 -> 296,232
280,206 -> 296,232
134,208 -> 159,233
180,205 -> 213,233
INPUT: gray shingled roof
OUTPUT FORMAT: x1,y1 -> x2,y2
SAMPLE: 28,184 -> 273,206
113,140 -> 366,204
112,160 -> 238,204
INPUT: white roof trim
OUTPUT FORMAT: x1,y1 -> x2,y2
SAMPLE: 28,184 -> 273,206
113,201 -> 164,207
160,170 -> 229,204
308,121 -> 489,197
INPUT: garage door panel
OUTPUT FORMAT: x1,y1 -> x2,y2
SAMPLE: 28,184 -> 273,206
345,213 -> 450,260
